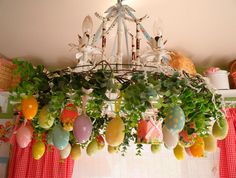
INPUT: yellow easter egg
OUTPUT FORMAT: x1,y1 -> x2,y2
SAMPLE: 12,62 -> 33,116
203,135 -> 217,152
86,140 -> 99,156
32,141 -> 45,160
105,116 -> 125,147
39,105 -> 54,130
212,119 -> 228,140
173,144 -> 185,160
108,145 -> 119,154
70,144 -> 81,160
189,137 -> 205,157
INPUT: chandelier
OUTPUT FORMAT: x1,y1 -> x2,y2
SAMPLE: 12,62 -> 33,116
10,0 -> 227,160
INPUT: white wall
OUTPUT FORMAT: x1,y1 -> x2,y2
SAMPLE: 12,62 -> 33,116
0,0 -> 236,68
72,144 -> 219,178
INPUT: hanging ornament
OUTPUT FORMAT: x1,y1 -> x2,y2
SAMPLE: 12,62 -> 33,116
189,136 -> 205,157
73,95 -> 93,143
16,124 -> 33,148
52,125 -> 70,150
179,130 -> 197,148
173,143 -> 185,160
212,119 -> 228,140
108,145 -> 119,154
60,103 -> 78,131
203,134 -> 217,152
21,96 -> 38,120
60,143 -> 72,159
70,144 -> 81,160
162,126 -> 178,149
151,144 -> 161,154
96,135 -> 105,150
32,140 -> 45,160
165,106 -> 185,134
86,139 -> 99,156
39,105 -> 54,130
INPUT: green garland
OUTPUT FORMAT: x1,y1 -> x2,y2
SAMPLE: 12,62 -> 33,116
10,59 -> 225,156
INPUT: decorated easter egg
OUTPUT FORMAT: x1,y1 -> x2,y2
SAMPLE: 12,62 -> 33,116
60,103 -> 78,131
163,126 -> 178,149
39,105 -> 54,130
16,125 -> 33,148
32,141 -> 45,160
165,106 -> 185,133
105,116 -> 125,147
108,145 -> 119,154
52,125 -> 70,150
73,115 -> 93,143
173,144 -> 185,160
60,143 -> 72,159
96,135 -> 105,150
212,119 -> 228,140
70,144 -> 81,160
21,96 -> 38,120
86,140 -> 99,156
189,136 -> 205,157
179,130 -> 197,147
151,144 -> 161,154
203,135 -> 217,152
46,130 -> 54,145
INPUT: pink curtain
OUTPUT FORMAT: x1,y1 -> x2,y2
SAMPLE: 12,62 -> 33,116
218,108 -> 236,178
7,142 -> 74,178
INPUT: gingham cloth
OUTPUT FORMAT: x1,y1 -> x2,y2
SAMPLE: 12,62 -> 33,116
7,141 -> 74,178
218,108 -> 236,178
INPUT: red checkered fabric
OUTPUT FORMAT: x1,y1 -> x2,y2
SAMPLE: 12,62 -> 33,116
218,108 -> 236,178
8,141 -> 74,178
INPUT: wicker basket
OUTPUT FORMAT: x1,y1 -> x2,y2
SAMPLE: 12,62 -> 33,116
0,57 -> 20,91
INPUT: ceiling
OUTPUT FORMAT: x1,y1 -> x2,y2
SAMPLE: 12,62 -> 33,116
0,0 -> 236,70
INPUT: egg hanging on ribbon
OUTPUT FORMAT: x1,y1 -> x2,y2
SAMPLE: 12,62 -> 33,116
105,116 -> 125,147
73,115 -> 93,144
39,105 -> 54,130
189,136 -> 205,157
52,125 -> 70,150
203,134 -> 217,152
165,106 -> 185,133
16,124 -> 33,148
163,126 -> 178,149
173,143 -> 185,160
21,96 -> 38,120
60,103 -> 78,131
70,144 -> 81,160
60,143 -> 72,159
32,140 -> 45,160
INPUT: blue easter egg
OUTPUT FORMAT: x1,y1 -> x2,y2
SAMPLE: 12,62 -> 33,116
165,106 -> 185,133
52,125 -> 70,150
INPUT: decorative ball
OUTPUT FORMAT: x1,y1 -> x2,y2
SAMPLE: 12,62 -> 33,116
165,106 -> 185,134
70,144 -> 81,160
203,135 -> 217,152
108,145 -> 119,154
21,96 -> 38,120
16,125 -> 33,148
105,116 -> 125,147
60,143 -> 72,159
151,144 -> 161,154
212,119 -> 228,140
39,105 -> 54,130
189,136 -> 205,157
86,140 -> 99,156
52,125 -> 70,150
173,144 -> 185,160
162,126 -> 179,149
73,115 -> 93,144
60,103 -> 78,131
32,141 -> 45,160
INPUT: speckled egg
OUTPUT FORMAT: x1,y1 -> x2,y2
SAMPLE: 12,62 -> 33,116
165,106 -> 185,133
